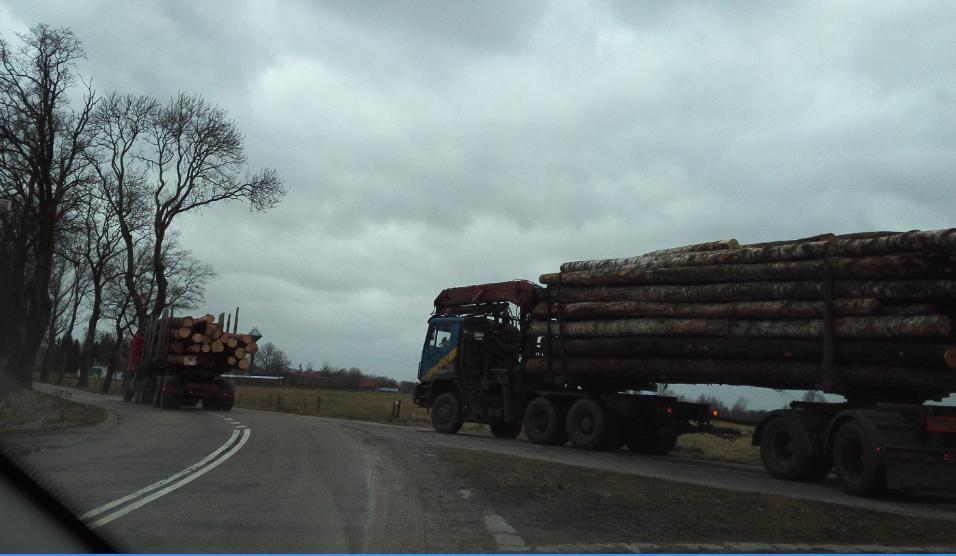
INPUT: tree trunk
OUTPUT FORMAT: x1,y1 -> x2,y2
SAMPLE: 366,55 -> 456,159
549,336 -> 956,369
551,280 -> 956,303
528,315 -> 951,339
533,299 -> 883,320
80,286 -> 103,390
560,228 -> 956,272
525,357 -> 956,396
545,253 -> 956,286
642,239 -> 739,258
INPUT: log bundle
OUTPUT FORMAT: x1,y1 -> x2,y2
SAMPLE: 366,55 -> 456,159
164,314 -> 257,372
530,229 -> 956,401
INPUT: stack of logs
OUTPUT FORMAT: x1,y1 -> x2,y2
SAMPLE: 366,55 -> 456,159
528,229 -> 956,400
165,314 -> 258,371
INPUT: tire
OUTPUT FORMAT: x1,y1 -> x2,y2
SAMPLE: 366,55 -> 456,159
523,397 -> 567,445
566,398 -> 612,451
490,419 -> 522,439
431,392 -> 463,434
833,420 -> 886,496
760,415 -> 828,481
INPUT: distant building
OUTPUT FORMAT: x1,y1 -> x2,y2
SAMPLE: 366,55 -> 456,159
377,386 -> 399,393
359,378 -> 378,391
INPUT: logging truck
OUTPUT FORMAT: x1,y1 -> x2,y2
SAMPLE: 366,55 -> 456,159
122,309 -> 258,411
414,281 -> 721,454
415,274 -> 956,496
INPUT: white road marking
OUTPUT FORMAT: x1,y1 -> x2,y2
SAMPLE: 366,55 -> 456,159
483,512 -> 526,549
81,427 -> 251,528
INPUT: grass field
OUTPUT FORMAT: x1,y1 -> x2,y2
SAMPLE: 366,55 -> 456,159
235,385 -> 432,426
0,389 -> 109,435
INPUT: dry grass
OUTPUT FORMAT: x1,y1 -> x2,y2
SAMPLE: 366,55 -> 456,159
673,420 -> 761,465
234,385 -> 433,426
0,389 -> 109,435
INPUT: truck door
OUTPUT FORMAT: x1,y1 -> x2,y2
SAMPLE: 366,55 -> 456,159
418,320 -> 461,380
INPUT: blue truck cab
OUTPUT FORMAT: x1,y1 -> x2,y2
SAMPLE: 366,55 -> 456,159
417,316 -> 462,382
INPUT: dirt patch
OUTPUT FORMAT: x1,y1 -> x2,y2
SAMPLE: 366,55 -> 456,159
439,447 -> 953,547
0,389 -> 109,435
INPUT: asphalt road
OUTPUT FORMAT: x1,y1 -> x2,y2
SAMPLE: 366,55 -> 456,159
5,385 -> 956,552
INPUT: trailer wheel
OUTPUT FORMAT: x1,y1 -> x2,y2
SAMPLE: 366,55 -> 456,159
431,392 -> 463,434
833,420 -> 886,496
490,419 -> 523,439
760,415 -> 826,481
566,398 -> 612,451
523,397 -> 567,445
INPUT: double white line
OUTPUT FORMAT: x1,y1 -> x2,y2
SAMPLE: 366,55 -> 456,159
80,427 -> 251,528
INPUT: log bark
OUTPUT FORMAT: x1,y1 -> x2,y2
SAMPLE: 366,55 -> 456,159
170,316 -> 194,328
524,357 -> 956,395
742,233 -> 837,249
559,228 -> 956,272
550,336 -> 956,369
552,280 -> 956,303
533,299 -> 882,320
641,239 -> 739,257
528,315 -> 951,339
545,253 -> 956,287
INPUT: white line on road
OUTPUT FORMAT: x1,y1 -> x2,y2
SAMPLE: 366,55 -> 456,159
483,512 -> 526,549
81,427 -> 251,528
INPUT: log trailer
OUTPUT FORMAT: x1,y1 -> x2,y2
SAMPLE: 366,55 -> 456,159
122,310 -> 245,411
413,280 -> 956,496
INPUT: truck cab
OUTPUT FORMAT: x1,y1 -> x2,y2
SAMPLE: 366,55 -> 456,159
414,282 -> 541,437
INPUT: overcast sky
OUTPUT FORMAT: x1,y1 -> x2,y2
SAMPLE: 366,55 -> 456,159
2,1 -> 954,409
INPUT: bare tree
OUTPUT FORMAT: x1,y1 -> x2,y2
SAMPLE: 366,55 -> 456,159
0,25 -> 95,388
256,342 -> 290,375
92,92 -> 284,329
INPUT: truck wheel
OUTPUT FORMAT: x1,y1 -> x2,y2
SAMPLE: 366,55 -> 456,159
760,415 -> 824,481
490,420 -> 522,439
566,398 -> 612,451
833,420 -> 886,496
153,377 -> 163,408
523,397 -> 567,445
431,392 -> 463,434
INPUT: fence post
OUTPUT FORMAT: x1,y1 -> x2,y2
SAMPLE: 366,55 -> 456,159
315,396 -> 321,415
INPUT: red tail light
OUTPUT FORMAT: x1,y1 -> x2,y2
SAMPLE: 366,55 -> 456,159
665,406 -> 673,414
711,409 -> 719,417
